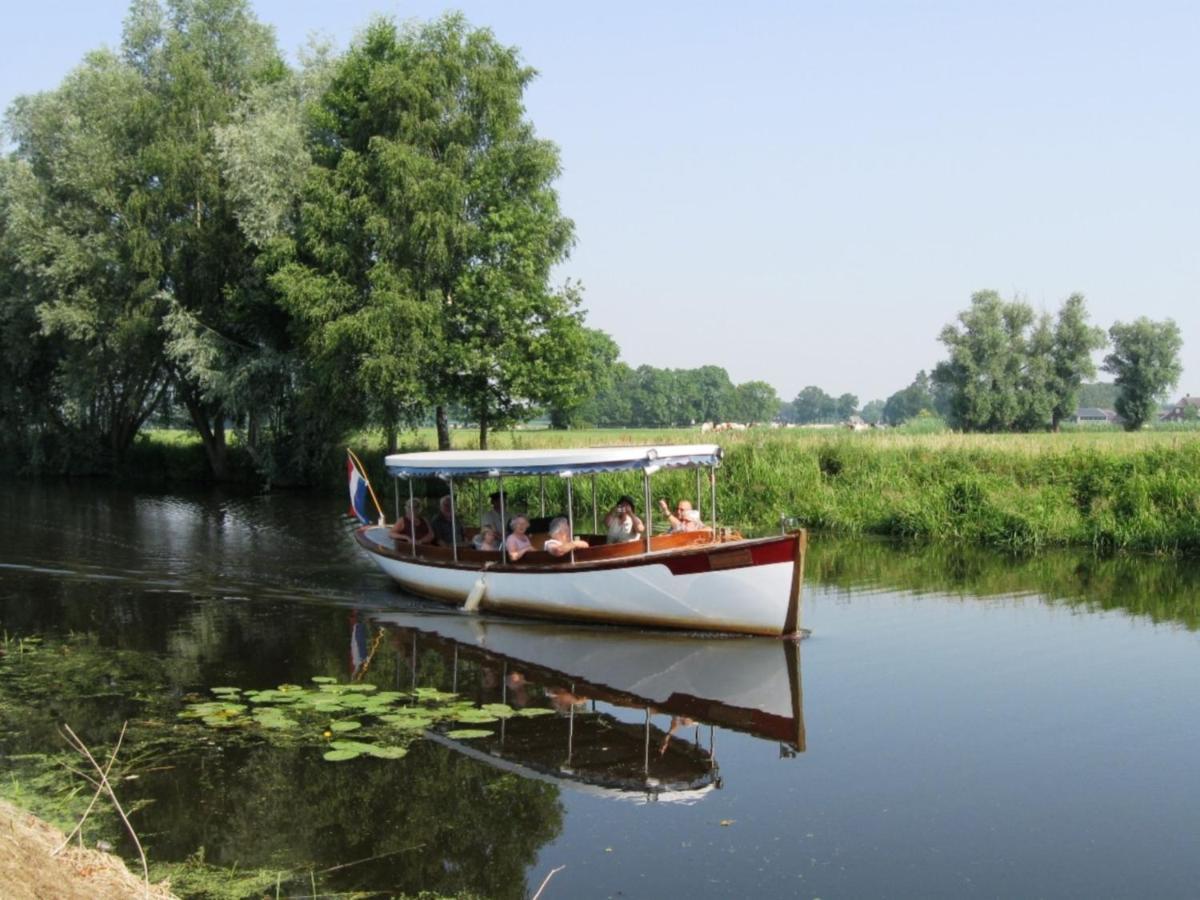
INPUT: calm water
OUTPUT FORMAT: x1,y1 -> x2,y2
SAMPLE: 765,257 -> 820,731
3,481 -> 1200,898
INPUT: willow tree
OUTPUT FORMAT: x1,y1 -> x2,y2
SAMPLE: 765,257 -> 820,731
1103,318 -> 1183,430
123,0 -> 286,479
3,51 -> 168,468
274,14 -> 585,451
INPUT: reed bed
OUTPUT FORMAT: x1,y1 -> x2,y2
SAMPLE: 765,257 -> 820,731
350,426 -> 1200,554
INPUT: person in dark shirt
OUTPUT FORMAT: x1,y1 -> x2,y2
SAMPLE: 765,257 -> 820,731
389,499 -> 434,548
430,495 -> 463,547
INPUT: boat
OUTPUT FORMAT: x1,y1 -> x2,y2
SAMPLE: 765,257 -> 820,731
360,609 -> 805,802
351,444 -> 807,636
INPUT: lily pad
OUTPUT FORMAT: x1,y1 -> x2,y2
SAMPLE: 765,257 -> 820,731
329,720 -> 363,732
311,676 -> 337,684
444,728 -> 493,740
323,749 -> 361,761
366,745 -> 408,760
515,707 -> 556,718
480,703 -> 516,718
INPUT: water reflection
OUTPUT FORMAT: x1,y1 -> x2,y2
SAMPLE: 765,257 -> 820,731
371,612 -> 806,804
809,536 -> 1200,628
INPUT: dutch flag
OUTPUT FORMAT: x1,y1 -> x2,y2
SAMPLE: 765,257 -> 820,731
347,452 -> 378,525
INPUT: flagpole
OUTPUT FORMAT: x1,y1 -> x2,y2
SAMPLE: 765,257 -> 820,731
347,448 -> 386,523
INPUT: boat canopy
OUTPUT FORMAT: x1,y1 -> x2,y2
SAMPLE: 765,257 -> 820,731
384,444 -> 722,479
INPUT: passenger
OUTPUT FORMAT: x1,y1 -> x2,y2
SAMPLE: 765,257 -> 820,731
473,523 -> 501,551
505,514 -> 533,561
658,498 -> 704,532
542,517 -> 589,557
389,499 -> 434,547
481,491 -> 504,536
604,495 -> 645,544
430,495 -> 463,547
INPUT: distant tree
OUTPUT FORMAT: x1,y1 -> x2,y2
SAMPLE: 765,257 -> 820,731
548,328 -> 620,428
1103,318 -> 1183,430
882,371 -> 935,425
691,366 -> 737,423
859,399 -> 885,425
732,380 -> 782,423
1048,294 -> 1107,430
933,292 -> 1041,431
835,393 -> 859,420
788,386 -> 835,424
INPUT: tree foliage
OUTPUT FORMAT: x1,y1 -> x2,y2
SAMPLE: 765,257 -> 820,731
933,291 -> 1109,432
1102,318 -> 1183,430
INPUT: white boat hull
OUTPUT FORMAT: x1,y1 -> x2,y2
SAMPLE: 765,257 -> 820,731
356,526 -> 805,636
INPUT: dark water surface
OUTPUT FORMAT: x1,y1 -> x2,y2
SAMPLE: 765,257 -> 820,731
3,481 -> 1200,898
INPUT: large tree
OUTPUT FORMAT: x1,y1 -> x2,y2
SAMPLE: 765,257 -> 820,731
1103,318 -> 1183,430
123,0 -> 288,478
4,49 -> 169,468
276,15 -> 585,450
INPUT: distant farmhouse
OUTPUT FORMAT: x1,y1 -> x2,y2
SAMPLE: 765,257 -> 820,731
1073,407 -> 1119,425
1160,395 -> 1200,422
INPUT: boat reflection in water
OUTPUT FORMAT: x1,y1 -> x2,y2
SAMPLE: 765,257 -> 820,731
365,611 -> 805,804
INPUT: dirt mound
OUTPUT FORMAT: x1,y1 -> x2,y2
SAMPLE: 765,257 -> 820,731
0,799 -> 177,900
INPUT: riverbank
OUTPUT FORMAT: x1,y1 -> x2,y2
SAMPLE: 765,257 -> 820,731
0,799 -> 177,900
116,426 -> 1200,554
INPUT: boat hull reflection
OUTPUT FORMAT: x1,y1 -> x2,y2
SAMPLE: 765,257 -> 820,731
369,611 -> 805,802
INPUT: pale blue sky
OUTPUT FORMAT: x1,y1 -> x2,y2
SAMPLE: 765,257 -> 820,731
3,1 -> 1197,403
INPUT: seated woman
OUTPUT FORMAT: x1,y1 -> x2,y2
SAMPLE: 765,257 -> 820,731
604,495 -> 645,543
542,517 -> 589,558
473,523 -> 501,551
389,498 -> 434,548
505,514 -> 533,562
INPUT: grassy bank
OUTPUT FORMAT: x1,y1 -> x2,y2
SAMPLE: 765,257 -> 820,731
129,426 -> 1200,554
350,427 -> 1200,554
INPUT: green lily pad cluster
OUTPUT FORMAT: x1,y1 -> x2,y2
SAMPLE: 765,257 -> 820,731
179,676 -> 557,762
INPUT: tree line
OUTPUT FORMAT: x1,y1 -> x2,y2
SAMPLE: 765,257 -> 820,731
1,2 -> 1186,488
794,292 -> 1184,432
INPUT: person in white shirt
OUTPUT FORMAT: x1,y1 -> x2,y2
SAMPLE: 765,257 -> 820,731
542,517 -> 589,557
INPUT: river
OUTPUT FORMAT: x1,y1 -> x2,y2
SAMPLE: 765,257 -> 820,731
2,480 -> 1199,898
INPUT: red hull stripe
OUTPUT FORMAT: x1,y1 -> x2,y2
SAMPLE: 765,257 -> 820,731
660,536 -> 794,575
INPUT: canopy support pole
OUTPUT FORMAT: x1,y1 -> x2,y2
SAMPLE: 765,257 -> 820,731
696,468 -> 702,519
394,477 -> 399,522
498,476 -> 506,566
710,465 -> 718,541
565,476 -> 576,564
448,478 -> 458,562
539,475 -> 545,516
408,478 -> 416,558
591,475 -> 598,534
643,469 -> 653,554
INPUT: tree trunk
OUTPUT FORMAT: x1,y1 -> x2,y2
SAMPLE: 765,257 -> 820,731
182,394 -> 229,481
478,405 -> 489,451
436,405 -> 451,451
386,423 -> 398,454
